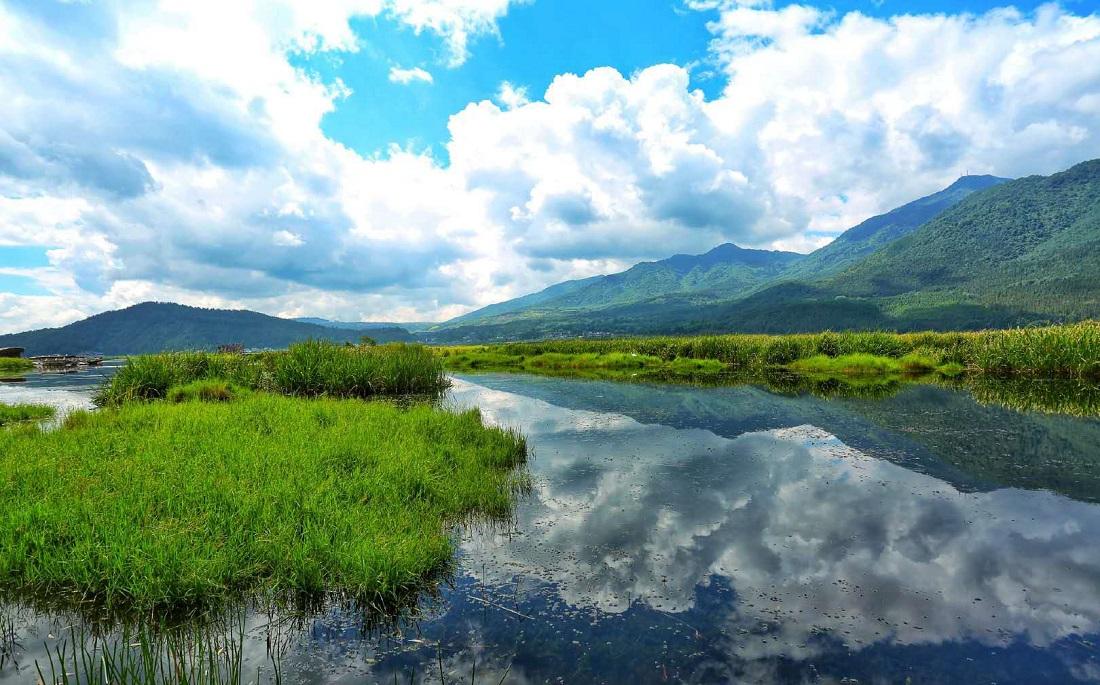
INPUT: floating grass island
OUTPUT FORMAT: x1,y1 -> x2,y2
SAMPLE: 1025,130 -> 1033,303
0,342 -> 528,614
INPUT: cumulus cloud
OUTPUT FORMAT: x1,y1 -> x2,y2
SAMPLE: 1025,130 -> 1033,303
1,1 -> 1099,332
388,65 -> 434,84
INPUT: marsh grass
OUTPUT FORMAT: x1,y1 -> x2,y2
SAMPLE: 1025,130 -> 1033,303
0,403 -> 55,426
439,321 -> 1100,380
0,359 -> 33,374
0,394 -> 527,614
33,618 -> 248,685
166,379 -> 246,403
96,341 -> 447,406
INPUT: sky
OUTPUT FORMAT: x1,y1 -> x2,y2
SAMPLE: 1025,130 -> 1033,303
1,0 -> 1099,332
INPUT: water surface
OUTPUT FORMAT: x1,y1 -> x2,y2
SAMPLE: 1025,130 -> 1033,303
2,369 -> 1099,683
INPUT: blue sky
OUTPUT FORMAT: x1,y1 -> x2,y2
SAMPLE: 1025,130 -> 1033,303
299,0 -> 1077,158
1,0 -> 1099,331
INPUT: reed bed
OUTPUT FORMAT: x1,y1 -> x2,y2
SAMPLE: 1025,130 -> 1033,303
96,341 -> 447,406
0,393 -> 528,613
439,321 -> 1100,380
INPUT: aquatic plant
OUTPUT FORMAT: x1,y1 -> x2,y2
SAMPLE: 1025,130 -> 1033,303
0,394 -> 527,613
96,342 -> 447,406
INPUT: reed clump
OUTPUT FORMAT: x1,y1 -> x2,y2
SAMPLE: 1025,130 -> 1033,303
0,403 -> 55,426
96,341 -> 447,406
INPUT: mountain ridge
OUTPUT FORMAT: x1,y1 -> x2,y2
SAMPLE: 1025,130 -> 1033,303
0,302 -> 413,355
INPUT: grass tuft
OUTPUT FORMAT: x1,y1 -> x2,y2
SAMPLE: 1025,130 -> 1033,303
166,379 -> 245,403
0,403 -> 55,426
0,358 -> 33,374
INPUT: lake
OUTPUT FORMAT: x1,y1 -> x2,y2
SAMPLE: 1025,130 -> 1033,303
2,368 -> 1100,683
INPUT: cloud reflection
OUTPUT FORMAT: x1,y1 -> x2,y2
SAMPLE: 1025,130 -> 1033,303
451,379 -> 1100,661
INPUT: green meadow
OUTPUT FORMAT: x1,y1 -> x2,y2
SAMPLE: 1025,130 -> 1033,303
0,342 -> 528,615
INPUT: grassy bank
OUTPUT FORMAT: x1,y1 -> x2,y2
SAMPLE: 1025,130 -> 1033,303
96,340 -> 447,406
0,358 -> 33,374
0,392 -> 527,613
0,403 -> 55,426
439,321 -> 1100,380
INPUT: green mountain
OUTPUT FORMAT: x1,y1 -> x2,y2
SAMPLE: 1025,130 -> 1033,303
780,174 -> 1009,280
0,302 -> 414,355
425,160 -> 1098,341
435,243 -> 804,331
825,160 -> 1100,321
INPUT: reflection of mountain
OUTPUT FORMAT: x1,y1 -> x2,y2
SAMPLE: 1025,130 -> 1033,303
457,373 -> 1100,502
447,378 -> 1100,673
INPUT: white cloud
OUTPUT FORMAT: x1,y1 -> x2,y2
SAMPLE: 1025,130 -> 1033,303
1,1 -> 1100,332
495,80 -> 529,109
388,65 -> 434,84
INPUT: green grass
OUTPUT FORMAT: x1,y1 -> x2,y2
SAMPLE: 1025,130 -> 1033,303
0,403 -> 55,426
0,393 -> 527,613
0,358 -> 33,374
96,341 -> 447,406
438,321 -> 1100,380
165,379 -> 247,404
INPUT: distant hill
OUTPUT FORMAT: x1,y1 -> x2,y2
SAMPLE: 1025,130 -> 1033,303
0,302 -> 414,355
434,243 -> 804,332
823,159 -> 1100,321
424,160 -> 1099,341
295,317 -> 435,333
779,174 -> 1009,281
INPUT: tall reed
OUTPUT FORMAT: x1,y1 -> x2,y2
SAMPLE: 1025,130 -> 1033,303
96,342 -> 447,406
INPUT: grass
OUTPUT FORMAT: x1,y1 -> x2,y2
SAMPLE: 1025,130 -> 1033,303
438,321 -> 1100,380
0,403 -> 55,426
0,358 -> 33,374
0,392 -> 527,614
96,341 -> 447,406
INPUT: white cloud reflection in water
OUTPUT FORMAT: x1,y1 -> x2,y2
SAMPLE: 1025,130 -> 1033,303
449,378 -> 1100,663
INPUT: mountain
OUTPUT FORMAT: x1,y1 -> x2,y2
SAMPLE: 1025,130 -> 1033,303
424,160 -> 1098,341
434,243 -> 805,331
295,317 -> 435,333
779,174 -> 1009,281
823,159 -> 1100,320
0,302 -> 414,355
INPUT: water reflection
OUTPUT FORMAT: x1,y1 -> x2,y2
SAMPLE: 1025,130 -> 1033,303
2,372 -> 1099,683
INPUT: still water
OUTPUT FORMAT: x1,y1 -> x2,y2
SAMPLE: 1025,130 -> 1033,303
2,369 -> 1100,683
